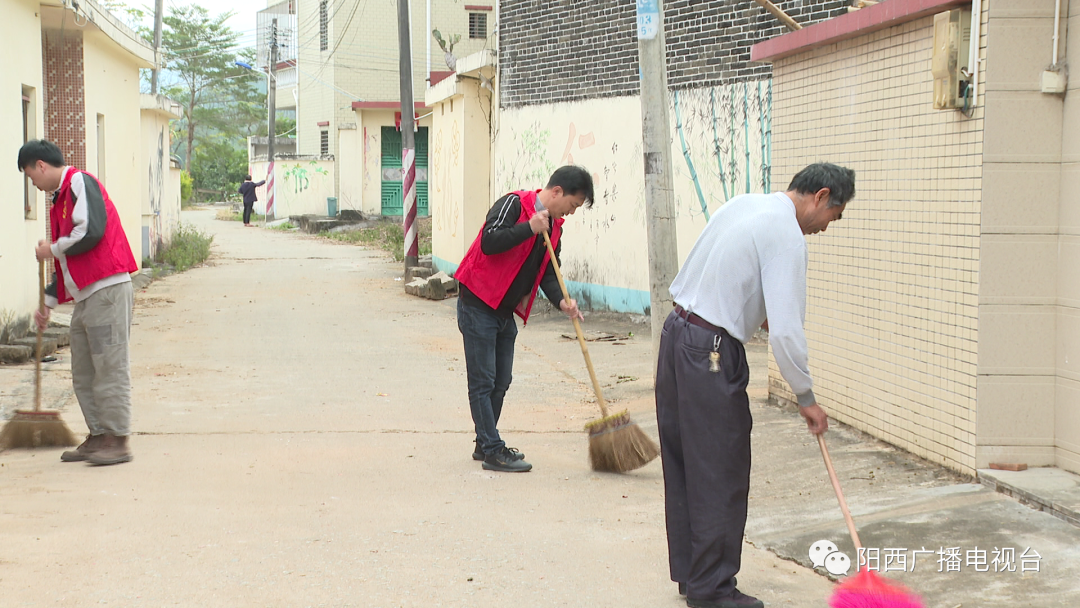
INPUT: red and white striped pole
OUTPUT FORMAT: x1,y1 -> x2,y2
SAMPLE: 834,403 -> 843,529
265,160 -> 275,224
397,0 -> 418,272
402,147 -> 417,267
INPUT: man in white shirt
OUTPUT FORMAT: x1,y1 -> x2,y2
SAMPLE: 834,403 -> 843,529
657,162 -> 855,608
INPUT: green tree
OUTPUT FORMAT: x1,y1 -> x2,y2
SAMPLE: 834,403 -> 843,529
190,139 -> 249,198
197,47 -> 267,142
159,5 -> 243,172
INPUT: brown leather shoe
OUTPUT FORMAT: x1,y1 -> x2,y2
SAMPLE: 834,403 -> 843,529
86,435 -> 133,466
61,434 -> 105,462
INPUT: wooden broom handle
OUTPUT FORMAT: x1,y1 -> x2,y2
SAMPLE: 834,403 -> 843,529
35,260 -> 45,412
817,434 -> 862,551
541,230 -> 610,418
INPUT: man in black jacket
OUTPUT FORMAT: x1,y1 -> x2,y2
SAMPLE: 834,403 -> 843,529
238,175 -> 266,226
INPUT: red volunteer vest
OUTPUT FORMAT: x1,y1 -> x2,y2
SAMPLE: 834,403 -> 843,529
454,190 -> 564,325
50,168 -> 138,304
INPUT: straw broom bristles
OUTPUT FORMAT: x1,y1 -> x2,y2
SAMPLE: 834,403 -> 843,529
0,410 -> 77,449
0,261 -> 79,450
585,410 -> 660,473
537,228 -> 659,474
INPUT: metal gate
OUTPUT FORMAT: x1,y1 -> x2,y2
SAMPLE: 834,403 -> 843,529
380,126 -> 428,216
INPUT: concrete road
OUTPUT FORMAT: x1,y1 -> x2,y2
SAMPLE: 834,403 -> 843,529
0,209 -> 833,607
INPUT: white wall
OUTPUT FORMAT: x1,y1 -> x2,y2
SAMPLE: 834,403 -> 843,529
249,159 -> 337,218
0,0 -> 46,318
83,29 -> 143,269
139,100 -> 182,260
493,82 -> 772,313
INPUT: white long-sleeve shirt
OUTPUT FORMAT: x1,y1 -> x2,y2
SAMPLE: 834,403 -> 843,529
669,191 -> 816,407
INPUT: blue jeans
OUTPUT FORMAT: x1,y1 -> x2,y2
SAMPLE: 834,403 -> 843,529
457,297 -> 518,456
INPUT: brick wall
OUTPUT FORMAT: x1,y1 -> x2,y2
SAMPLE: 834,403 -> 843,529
42,29 -> 86,170
499,0 -> 848,108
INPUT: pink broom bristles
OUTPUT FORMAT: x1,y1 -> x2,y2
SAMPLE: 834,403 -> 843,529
829,567 -> 925,608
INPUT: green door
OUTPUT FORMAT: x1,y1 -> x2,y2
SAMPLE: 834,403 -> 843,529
380,126 -> 428,217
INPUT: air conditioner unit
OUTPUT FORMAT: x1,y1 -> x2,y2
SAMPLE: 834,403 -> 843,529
932,9 -> 972,110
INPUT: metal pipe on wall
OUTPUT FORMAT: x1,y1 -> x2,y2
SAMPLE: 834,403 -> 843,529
968,0 -> 982,111
426,0 -> 431,81
1053,0 -> 1062,66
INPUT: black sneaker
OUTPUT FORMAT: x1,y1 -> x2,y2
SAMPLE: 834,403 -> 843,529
686,589 -> 763,608
482,447 -> 532,472
473,441 -> 524,461
678,582 -> 687,596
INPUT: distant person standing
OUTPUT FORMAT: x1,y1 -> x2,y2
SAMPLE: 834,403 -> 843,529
238,175 -> 266,227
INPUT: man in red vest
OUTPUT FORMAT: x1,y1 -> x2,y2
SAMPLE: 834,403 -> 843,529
19,139 -> 139,466
454,166 -> 594,472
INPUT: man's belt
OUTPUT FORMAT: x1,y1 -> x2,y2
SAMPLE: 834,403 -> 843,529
673,304 -> 722,334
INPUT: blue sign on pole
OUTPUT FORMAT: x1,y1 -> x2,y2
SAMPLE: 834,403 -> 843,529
637,0 -> 659,40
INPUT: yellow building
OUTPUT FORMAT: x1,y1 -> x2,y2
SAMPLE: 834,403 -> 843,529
292,0 -> 491,217
2,0 -> 174,327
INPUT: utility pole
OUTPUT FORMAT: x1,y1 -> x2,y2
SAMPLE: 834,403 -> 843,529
150,0 -> 163,94
398,0 -> 418,272
635,0 -> 679,368
266,18 -> 279,224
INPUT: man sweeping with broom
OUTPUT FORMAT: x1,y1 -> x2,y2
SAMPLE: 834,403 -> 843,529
454,165 -> 593,473
656,162 -> 855,608
18,140 -> 139,466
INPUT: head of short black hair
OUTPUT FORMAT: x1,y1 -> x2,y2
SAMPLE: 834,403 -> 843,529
245,175 -> 253,181
787,162 -> 856,207
546,165 -> 595,209
17,140 -> 64,171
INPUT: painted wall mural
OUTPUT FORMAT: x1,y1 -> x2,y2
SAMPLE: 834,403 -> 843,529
493,81 -> 772,314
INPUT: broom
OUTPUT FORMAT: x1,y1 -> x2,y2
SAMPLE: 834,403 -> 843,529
818,434 -> 924,608
0,260 -> 77,450
540,230 -> 659,473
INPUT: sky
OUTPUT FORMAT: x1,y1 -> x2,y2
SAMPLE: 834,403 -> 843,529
126,0 -> 269,52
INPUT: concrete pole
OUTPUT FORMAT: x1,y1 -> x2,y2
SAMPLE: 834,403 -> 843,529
636,0 -> 679,370
267,18 -> 279,224
150,0 -> 163,94
398,0 -> 418,273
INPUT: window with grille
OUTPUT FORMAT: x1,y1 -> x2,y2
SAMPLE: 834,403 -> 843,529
319,0 -> 328,51
469,13 -> 487,39
320,130 -> 329,155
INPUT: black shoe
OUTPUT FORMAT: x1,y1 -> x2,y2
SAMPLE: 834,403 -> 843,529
678,582 -> 687,596
473,441 -> 524,461
482,447 -> 532,472
686,589 -> 763,608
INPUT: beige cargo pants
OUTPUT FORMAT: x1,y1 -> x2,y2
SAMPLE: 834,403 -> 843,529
69,281 -> 133,436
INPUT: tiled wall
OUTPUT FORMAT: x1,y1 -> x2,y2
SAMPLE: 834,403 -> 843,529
768,15 -> 985,474
980,0 -> 1075,473
41,29 -> 86,172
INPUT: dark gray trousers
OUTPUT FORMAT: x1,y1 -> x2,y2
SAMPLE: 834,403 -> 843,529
655,309 -> 752,601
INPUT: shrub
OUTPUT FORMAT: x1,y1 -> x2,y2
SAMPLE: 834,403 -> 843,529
158,223 -> 212,272
180,171 -> 194,207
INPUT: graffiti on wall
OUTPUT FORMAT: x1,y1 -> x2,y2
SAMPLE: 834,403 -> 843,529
498,121 -> 558,191
668,81 -> 772,222
283,161 -> 330,194
493,82 -> 773,312
431,118 -> 461,237
146,128 -> 166,256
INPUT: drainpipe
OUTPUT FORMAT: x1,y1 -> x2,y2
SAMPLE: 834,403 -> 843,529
426,0 -> 431,82
1053,0 -> 1062,67
968,0 -> 982,110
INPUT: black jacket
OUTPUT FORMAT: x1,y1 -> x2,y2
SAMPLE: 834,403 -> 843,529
238,180 -> 266,205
